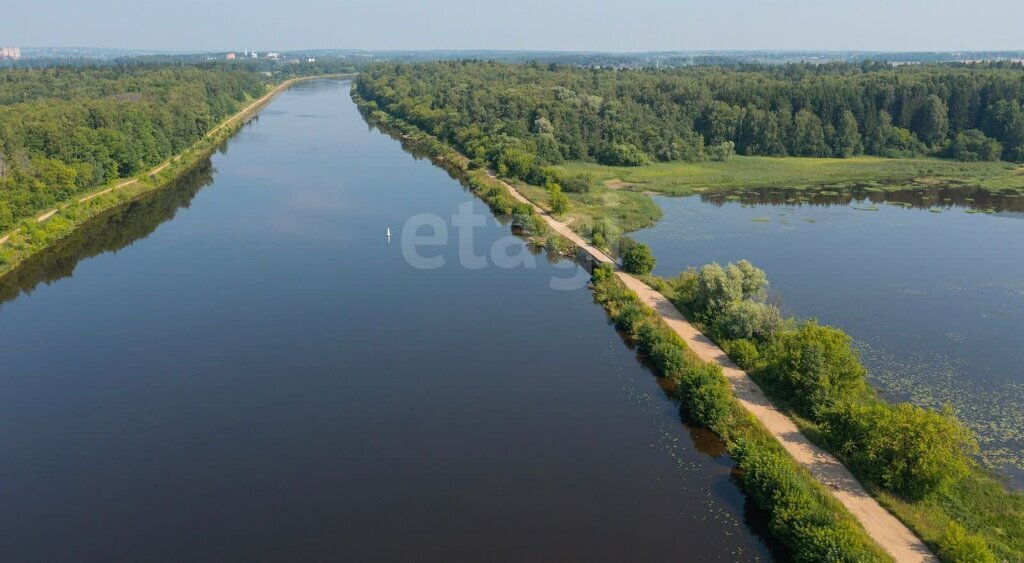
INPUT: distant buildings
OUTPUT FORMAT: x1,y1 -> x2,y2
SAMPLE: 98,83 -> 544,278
0,46 -> 21,60
307,57 -> 316,63
227,50 -> 296,62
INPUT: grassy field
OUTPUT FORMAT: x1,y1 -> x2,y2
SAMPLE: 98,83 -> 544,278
513,180 -> 663,235
558,156 -> 1024,196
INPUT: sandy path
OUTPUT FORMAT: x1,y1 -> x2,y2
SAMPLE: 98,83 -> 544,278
493,171 -> 935,562
0,76 -> 319,246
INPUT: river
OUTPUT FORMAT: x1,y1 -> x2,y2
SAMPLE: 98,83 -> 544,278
0,80 -> 779,560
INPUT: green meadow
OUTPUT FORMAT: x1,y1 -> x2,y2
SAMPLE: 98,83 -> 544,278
557,156 -> 1024,196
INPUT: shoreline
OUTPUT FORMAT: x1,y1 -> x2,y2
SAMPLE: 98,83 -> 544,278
0,74 -> 354,280
355,91 -> 937,562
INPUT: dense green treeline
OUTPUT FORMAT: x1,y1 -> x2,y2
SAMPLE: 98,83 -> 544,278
0,65 -> 268,232
356,60 -> 1024,183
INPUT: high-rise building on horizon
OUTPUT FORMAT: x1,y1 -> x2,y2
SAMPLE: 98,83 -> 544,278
0,47 -> 21,60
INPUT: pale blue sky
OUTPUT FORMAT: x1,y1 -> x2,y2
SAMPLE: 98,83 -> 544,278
5,0 -> 1023,52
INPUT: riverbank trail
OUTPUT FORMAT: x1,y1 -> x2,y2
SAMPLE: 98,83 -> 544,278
0,75 -> 336,247
489,171 -> 936,563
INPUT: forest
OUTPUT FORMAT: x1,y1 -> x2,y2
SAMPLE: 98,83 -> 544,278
355,60 -> 1024,183
0,64 -> 269,233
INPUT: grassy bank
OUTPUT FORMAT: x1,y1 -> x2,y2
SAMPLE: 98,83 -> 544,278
0,75 -> 350,281
557,156 -> 1024,196
650,264 -> 1021,562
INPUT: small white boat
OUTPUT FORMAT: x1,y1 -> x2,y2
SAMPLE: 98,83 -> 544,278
386,227 -> 391,238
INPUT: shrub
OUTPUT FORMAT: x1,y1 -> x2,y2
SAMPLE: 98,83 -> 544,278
724,338 -> 761,371
716,300 -> 782,341
691,263 -> 743,321
542,167 -> 592,193
591,262 -> 614,283
548,183 -> 569,214
562,173 -> 592,193
727,259 -> 768,300
634,321 -> 668,355
598,142 -> 652,166
937,523 -> 996,563
616,234 -> 637,257
947,129 -> 1002,162
823,401 -> 977,500
589,217 -> 620,251
489,193 -> 514,214
759,320 -> 867,418
733,438 -> 881,562
663,267 -> 699,305
497,146 -> 536,179
650,341 -> 686,378
707,140 -> 736,161
621,242 -> 656,275
613,302 -> 648,333
792,524 -> 884,563
680,362 -> 733,429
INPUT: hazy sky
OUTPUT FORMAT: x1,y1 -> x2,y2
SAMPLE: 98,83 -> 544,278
5,0 -> 1024,52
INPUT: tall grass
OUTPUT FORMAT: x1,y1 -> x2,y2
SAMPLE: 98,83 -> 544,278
558,156 -> 1024,196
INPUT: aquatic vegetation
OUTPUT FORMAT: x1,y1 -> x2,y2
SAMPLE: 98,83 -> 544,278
943,331 -> 967,343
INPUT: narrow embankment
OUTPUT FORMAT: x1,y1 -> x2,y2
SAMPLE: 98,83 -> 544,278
493,172 -> 936,563
0,75 -> 344,248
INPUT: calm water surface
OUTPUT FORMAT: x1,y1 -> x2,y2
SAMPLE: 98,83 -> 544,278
633,190 -> 1024,484
0,80 -> 778,560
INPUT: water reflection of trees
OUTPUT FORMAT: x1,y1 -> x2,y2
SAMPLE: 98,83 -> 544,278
699,185 -> 1024,212
0,160 -> 213,306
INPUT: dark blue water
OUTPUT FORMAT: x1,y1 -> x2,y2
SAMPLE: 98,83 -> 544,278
633,193 -> 1024,483
0,80 -> 777,560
